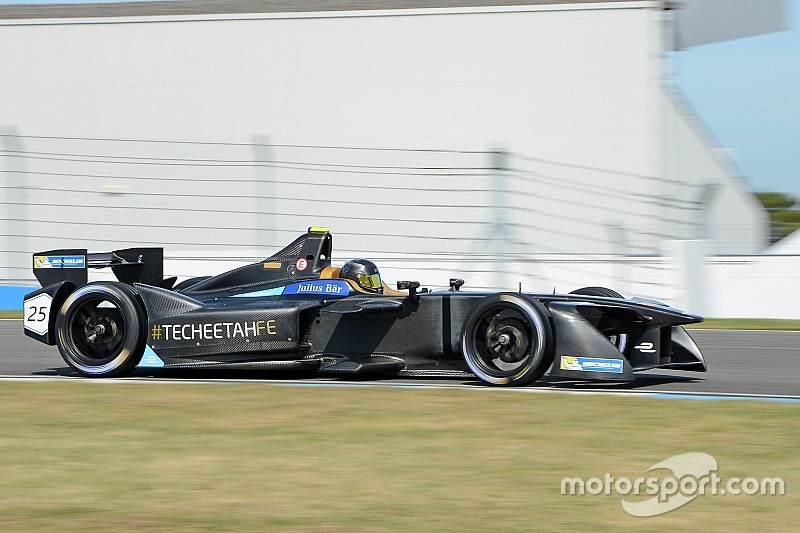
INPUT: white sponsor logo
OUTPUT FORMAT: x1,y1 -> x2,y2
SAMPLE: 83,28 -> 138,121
295,283 -> 344,294
561,452 -> 786,517
634,342 -> 656,353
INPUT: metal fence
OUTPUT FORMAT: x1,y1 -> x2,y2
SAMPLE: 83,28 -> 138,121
1,131 -> 710,298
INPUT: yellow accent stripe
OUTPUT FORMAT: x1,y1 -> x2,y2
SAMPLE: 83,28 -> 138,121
262,262 -> 282,269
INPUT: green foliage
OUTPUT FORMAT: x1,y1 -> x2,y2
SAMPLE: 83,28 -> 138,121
772,210 -> 800,224
756,192 -> 800,243
756,192 -> 797,210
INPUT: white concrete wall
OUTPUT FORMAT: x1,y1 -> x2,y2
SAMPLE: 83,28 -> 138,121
704,255 -> 800,319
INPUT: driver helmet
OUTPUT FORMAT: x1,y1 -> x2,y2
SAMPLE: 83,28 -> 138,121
341,259 -> 383,293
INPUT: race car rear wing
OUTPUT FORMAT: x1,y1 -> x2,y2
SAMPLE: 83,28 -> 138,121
32,247 -> 164,288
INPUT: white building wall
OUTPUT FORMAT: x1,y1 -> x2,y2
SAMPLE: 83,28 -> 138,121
1,7 -> 656,156
1,5 -> 664,266
0,2 -> 771,311
666,90 -> 769,253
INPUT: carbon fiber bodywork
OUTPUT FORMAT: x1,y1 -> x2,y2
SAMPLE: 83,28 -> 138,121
24,229 -> 706,383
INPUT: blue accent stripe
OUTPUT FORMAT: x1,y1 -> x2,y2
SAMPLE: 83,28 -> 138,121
231,287 -> 285,298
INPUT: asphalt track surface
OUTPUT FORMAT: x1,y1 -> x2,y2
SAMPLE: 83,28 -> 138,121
1,320 -> 798,398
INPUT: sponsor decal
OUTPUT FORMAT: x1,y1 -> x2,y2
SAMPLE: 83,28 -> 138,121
560,356 -> 624,373
233,280 -> 350,299
634,342 -> 657,353
262,261 -> 282,269
137,346 -> 165,368
151,320 -> 277,342
296,258 -> 308,271
34,255 -> 85,269
23,293 -> 52,336
283,280 -> 349,296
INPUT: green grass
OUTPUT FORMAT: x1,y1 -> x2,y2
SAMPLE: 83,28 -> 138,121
0,310 -> 22,319
0,382 -> 797,531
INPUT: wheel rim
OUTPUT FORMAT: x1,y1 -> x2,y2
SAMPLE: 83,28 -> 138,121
469,305 -> 535,378
66,296 -> 127,366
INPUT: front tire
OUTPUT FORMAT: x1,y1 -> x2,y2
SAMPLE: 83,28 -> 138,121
55,282 -> 146,377
569,286 -> 628,352
461,294 -> 554,386
569,286 -> 623,299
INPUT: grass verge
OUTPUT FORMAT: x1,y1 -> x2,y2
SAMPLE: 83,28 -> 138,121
0,382 -> 796,531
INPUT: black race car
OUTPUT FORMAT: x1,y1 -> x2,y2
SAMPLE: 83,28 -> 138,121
23,227 -> 706,386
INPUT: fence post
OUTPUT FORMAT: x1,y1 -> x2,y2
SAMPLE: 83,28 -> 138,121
489,148 -> 512,290
664,239 -> 706,315
251,135 -> 274,250
695,183 -> 718,241
0,126 -> 27,285
605,221 -> 631,296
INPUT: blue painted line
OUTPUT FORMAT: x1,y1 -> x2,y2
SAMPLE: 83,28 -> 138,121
644,393 -> 800,404
268,382 -> 800,402
216,381 -> 800,402
0,375 -> 797,403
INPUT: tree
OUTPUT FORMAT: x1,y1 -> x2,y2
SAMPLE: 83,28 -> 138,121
756,192 -> 800,244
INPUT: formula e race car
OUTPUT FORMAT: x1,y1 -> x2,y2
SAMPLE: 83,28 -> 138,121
23,227 -> 706,386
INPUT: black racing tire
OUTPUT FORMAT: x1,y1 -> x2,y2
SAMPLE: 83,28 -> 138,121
569,286 -> 628,352
461,293 -> 554,386
569,286 -> 624,299
55,282 -> 146,377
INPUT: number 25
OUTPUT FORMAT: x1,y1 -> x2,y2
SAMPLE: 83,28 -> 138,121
27,306 -> 46,322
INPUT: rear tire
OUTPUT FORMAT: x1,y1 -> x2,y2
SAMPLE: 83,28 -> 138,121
55,282 -> 146,377
174,276 -> 211,292
461,294 -> 554,386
